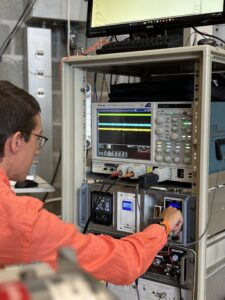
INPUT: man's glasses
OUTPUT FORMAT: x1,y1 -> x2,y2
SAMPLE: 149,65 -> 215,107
29,132 -> 48,149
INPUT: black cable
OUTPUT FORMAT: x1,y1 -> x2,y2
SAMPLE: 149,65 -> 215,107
83,177 -> 121,234
82,182 -> 107,234
0,0 -> 37,58
99,74 -> 105,102
43,150 -> 62,203
192,27 -> 225,45
93,72 -> 98,102
135,279 -> 140,300
177,273 -> 183,300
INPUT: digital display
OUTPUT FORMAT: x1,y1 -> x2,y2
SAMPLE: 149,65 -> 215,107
122,200 -> 133,211
165,198 -> 182,212
96,106 -> 151,161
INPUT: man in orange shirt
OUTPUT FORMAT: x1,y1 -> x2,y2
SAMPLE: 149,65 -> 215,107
0,81 -> 183,285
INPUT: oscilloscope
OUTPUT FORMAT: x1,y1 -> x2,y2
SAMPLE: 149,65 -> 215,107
92,102 -> 193,182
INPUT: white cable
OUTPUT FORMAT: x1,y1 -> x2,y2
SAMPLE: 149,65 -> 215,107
44,197 -> 62,204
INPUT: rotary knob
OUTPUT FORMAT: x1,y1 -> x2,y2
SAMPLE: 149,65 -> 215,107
153,258 -> 161,267
156,127 -> 163,135
184,157 -> 191,164
164,156 -> 172,162
174,157 -> 180,163
155,155 -> 163,162
156,116 -> 164,124
170,132 -> 179,140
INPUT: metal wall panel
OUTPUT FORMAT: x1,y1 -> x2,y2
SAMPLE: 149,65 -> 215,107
24,27 -> 53,182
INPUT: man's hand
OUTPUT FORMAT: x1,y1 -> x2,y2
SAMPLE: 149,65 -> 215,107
161,206 -> 183,235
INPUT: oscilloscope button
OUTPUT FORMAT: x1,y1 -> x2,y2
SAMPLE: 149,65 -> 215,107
156,116 -> 164,124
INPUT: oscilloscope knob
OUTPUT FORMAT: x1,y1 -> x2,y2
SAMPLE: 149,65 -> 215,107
155,127 -> 163,135
170,132 -> 179,140
184,157 -> 191,164
156,116 -> 164,124
174,157 -> 181,163
153,258 -> 162,267
155,155 -> 163,162
164,156 -> 172,162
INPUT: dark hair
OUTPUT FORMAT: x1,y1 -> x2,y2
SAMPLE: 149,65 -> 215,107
0,81 -> 41,157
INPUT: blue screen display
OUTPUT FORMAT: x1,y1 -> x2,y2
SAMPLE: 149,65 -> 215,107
165,199 -> 182,212
122,200 -> 133,211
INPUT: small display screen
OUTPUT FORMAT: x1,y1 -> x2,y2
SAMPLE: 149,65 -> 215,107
165,198 -> 182,212
122,200 -> 133,211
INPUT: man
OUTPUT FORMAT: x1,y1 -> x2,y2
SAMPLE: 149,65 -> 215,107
0,81 -> 183,285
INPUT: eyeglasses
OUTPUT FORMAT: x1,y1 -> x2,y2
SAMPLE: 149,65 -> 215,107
29,132 -> 48,149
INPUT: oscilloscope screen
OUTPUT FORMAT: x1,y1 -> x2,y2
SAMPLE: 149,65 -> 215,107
96,107 -> 151,161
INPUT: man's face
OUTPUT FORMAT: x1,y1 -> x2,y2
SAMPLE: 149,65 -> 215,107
14,113 -> 42,182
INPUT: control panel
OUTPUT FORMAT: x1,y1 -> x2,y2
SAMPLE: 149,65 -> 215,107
85,183 -> 195,245
146,246 -> 195,290
153,103 -> 193,167
117,191 -> 140,233
83,183 -> 195,295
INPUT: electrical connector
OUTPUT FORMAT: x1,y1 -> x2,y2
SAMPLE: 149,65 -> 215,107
127,164 -> 146,179
116,164 -> 130,177
138,173 -> 159,188
153,167 -> 171,182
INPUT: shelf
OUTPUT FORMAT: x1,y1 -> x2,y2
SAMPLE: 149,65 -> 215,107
10,176 -> 55,194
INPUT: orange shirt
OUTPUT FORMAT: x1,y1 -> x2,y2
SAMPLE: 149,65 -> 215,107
0,169 -> 167,285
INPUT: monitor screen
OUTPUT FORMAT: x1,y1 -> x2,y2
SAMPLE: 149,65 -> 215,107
86,0 -> 225,37
92,102 -> 152,164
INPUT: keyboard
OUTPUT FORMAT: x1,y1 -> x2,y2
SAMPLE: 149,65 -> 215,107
96,35 -> 182,54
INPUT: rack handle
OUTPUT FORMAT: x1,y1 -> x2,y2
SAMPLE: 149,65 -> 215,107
215,138 -> 225,160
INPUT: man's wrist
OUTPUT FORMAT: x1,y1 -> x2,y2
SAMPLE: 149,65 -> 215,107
159,219 -> 170,236
149,218 -> 171,236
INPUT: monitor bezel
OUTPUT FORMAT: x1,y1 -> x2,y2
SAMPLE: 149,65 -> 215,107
86,0 -> 225,37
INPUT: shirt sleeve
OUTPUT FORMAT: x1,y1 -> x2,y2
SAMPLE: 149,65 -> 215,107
28,207 -> 167,285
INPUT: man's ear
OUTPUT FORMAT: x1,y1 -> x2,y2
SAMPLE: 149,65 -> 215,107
9,132 -> 23,154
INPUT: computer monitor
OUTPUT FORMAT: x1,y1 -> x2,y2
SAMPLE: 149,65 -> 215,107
86,0 -> 225,37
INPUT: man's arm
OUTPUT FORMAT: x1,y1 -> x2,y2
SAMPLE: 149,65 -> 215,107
28,205 -> 182,285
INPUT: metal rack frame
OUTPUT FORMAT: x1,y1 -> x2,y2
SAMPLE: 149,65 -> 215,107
61,45 -> 225,299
